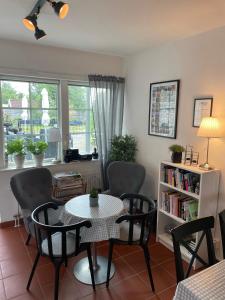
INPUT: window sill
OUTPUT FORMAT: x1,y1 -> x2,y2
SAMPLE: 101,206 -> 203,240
0,159 -> 100,173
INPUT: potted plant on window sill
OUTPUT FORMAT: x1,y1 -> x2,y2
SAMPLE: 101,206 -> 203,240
169,144 -> 185,163
27,140 -> 48,167
6,139 -> 26,169
89,188 -> 99,207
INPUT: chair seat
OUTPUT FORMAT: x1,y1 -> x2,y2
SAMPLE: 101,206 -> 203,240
42,232 -> 76,256
120,222 -> 141,241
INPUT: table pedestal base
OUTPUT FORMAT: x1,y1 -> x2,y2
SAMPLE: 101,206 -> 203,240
74,256 -> 115,285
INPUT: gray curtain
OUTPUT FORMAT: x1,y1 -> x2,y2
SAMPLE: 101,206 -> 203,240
89,75 -> 125,188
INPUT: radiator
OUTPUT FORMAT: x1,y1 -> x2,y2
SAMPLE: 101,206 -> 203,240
83,173 -> 102,193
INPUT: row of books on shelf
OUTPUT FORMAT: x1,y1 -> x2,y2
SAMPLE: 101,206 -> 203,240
163,166 -> 200,195
161,190 -> 198,221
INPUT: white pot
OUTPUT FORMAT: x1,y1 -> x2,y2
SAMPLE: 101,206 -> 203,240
14,154 -> 25,169
89,196 -> 99,207
33,153 -> 44,167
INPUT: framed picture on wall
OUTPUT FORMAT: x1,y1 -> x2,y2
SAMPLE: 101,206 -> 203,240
193,97 -> 213,127
148,80 -> 180,139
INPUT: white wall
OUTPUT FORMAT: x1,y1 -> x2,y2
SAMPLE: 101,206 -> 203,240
124,26 -> 225,238
0,38 -> 124,223
0,39 -> 123,80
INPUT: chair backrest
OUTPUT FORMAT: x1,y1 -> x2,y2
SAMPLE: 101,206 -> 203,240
10,168 -> 53,211
107,161 -> 145,197
32,202 -> 91,262
219,209 -> 225,259
171,216 -> 216,283
117,193 -> 156,245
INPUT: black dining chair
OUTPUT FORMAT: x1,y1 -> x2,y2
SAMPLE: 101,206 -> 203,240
27,202 -> 95,300
219,209 -> 225,259
106,193 -> 156,292
171,216 -> 217,284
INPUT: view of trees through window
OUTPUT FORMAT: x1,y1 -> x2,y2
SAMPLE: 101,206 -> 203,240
68,85 -> 96,154
1,80 -> 59,162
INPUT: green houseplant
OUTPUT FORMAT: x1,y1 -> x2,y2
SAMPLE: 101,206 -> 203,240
27,140 -> 48,167
89,188 -> 99,207
169,144 -> 185,163
6,139 -> 26,169
109,135 -> 137,162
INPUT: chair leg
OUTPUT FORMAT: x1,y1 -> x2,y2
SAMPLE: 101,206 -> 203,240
64,257 -> 68,268
106,241 -> 114,288
87,245 -> 96,290
54,263 -> 61,300
25,233 -> 31,245
143,245 -> 155,292
26,252 -> 40,290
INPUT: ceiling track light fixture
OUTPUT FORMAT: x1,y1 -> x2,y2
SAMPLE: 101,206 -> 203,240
23,0 -> 69,40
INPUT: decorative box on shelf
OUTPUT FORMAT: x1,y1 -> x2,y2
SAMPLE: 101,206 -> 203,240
52,172 -> 86,202
157,161 -> 220,269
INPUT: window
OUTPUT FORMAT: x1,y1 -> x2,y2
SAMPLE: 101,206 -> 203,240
68,85 -> 96,154
0,79 -> 59,163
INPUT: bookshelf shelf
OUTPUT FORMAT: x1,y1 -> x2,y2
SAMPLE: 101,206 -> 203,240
159,209 -> 186,224
160,181 -> 200,200
157,161 -> 220,269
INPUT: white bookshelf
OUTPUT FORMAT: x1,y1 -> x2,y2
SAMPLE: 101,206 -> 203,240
157,161 -> 220,269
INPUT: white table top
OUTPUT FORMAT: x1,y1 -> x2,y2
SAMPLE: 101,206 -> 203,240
174,260 -> 225,300
65,194 -> 124,220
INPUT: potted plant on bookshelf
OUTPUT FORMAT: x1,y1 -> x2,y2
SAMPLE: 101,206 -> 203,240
169,144 -> 185,163
6,139 -> 26,169
27,140 -> 48,167
89,188 -> 99,207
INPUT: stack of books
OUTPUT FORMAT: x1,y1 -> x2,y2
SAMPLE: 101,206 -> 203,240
52,172 -> 86,201
163,166 -> 200,194
161,190 -> 198,221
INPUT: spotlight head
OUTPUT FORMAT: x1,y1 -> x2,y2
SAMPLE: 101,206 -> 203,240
23,15 -> 37,31
52,1 -> 69,19
34,27 -> 46,40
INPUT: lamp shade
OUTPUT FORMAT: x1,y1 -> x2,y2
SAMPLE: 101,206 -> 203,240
47,128 -> 61,142
197,117 -> 223,138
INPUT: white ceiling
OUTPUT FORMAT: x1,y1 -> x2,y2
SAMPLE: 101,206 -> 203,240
1,0 -> 225,56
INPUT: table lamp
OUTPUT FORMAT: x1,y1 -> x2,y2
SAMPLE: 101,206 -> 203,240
47,127 -> 61,163
197,117 -> 223,170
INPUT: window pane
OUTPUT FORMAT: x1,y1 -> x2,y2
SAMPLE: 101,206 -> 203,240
30,83 -> 58,109
68,85 -> 90,109
3,109 -> 31,135
68,85 -> 96,154
31,110 -> 58,134
1,81 -> 29,108
1,79 -> 59,164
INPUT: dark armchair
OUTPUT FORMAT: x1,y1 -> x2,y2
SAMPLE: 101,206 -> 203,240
104,161 -> 145,197
10,167 -> 63,245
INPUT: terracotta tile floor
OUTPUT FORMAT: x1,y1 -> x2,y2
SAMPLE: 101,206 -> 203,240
0,226 -> 178,300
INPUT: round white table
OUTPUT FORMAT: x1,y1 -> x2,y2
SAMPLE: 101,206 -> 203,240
65,194 -> 124,285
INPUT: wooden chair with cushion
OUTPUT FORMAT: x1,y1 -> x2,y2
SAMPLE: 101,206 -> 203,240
171,216 -> 217,284
27,202 -> 95,300
106,193 -> 156,292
